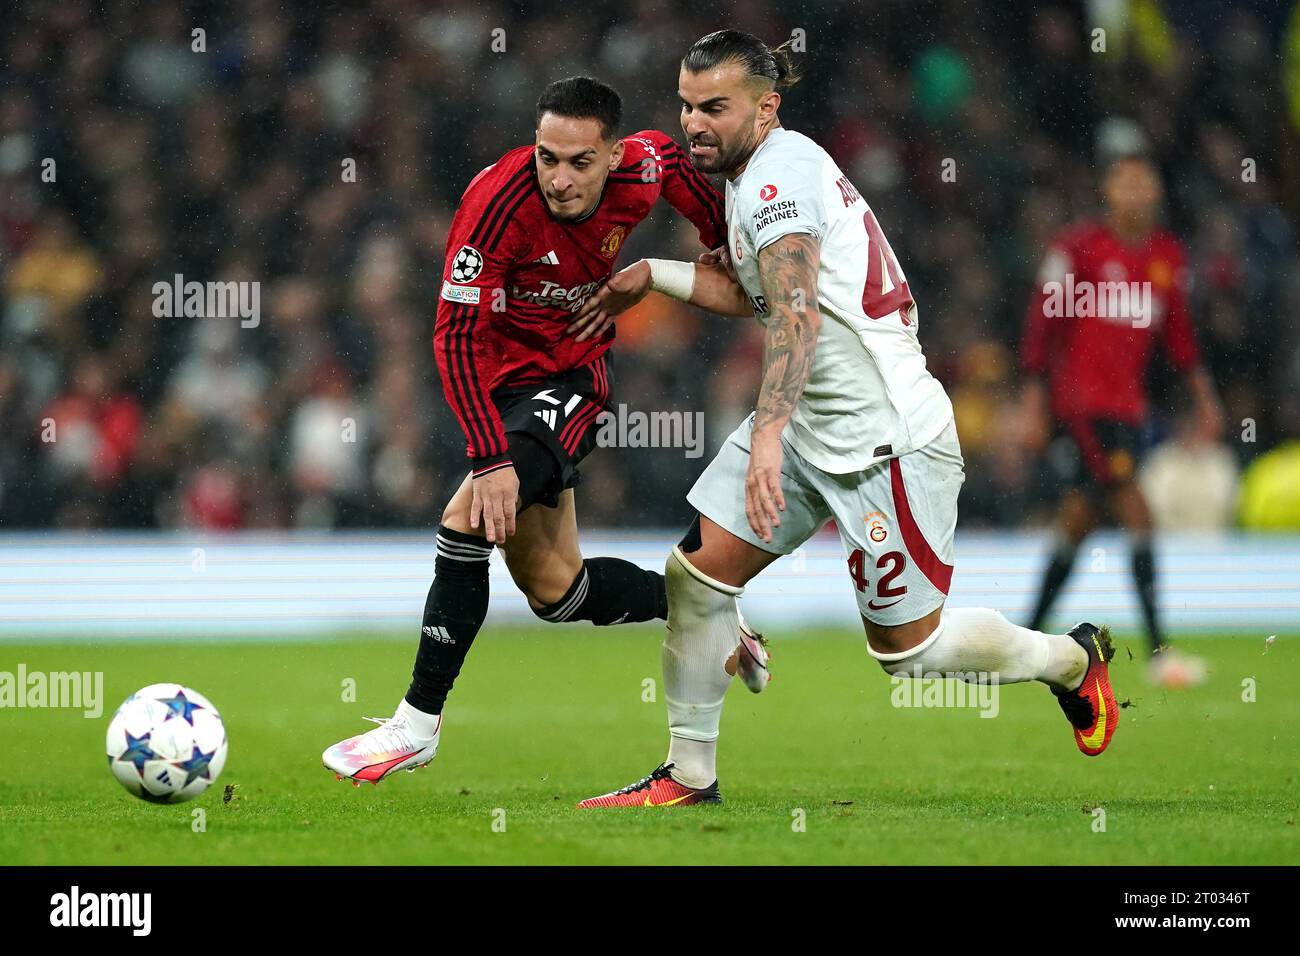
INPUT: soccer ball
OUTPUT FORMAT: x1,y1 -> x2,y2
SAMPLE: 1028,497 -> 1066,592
106,684 -> 228,803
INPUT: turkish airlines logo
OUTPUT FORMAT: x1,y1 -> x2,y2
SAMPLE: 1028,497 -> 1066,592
759,184 -> 778,201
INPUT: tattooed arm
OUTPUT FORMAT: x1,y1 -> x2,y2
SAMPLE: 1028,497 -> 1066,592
746,233 -> 822,542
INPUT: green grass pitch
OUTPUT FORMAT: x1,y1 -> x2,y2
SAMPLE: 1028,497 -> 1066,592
1,628 -> 1295,865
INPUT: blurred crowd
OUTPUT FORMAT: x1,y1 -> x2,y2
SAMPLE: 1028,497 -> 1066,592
2,0 -> 1298,532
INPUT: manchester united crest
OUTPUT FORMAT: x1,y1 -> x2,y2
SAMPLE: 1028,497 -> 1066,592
600,225 -> 626,259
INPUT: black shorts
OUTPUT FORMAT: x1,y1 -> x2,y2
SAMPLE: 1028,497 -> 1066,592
491,353 -> 612,509
1047,417 -> 1144,491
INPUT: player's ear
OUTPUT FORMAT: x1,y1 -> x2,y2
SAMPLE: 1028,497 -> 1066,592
758,90 -> 781,125
608,139 -> 625,170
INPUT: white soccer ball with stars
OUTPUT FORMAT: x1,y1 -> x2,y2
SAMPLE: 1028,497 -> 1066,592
451,244 -> 484,282
106,684 -> 228,803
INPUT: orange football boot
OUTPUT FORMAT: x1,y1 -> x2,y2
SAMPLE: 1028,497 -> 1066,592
577,763 -> 721,808
1052,623 -> 1118,756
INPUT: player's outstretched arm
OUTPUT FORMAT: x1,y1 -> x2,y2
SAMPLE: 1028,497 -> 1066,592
435,177 -> 528,542
568,257 -> 752,341
747,233 -> 822,542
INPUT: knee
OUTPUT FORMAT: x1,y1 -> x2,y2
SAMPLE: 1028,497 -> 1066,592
440,496 -> 474,535
527,585 -> 573,615
868,608 -> 941,660
872,636 -> 937,677
864,609 -> 943,669
1122,494 -> 1154,534
1062,523 -> 1090,547
1059,492 -> 1094,543
866,626 -> 923,662
520,570 -> 570,610
517,558 -> 583,612
665,547 -> 742,627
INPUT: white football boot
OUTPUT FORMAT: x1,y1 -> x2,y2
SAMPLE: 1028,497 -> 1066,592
726,608 -> 771,694
322,711 -> 440,786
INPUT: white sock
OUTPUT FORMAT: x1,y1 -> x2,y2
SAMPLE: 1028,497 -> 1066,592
872,607 -> 1087,691
661,546 -> 740,787
395,698 -> 441,741
666,735 -> 717,790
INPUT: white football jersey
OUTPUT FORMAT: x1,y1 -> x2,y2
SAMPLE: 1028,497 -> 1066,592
725,127 -> 953,473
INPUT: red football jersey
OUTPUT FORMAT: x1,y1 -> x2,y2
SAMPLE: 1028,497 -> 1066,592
1022,219 -> 1201,423
435,130 -> 726,469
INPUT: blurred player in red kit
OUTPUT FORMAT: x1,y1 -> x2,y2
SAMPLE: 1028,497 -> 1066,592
1021,143 -> 1224,687
322,76 -> 728,783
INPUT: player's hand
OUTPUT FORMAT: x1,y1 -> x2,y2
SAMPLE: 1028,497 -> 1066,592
745,428 -> 786,544
470,466 -> 520,544
568,260 -> 652,342
698,244 -> 736,281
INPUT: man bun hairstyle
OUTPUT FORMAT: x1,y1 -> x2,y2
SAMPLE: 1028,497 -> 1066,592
682,30 -> 802,89
536,76 -> 623,141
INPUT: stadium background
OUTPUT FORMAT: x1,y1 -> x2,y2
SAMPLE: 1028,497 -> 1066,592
3,0 -> 1298,532
1,0 -> 1299,637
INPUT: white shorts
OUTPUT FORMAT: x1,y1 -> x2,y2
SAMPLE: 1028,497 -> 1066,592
687,415 -> 965,625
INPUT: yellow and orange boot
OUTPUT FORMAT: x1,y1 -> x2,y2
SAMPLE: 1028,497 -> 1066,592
577,763 -> 721,808
1052,623 -> 1117,756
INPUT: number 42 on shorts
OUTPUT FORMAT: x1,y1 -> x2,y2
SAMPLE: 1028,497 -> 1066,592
847,548 -> 909,611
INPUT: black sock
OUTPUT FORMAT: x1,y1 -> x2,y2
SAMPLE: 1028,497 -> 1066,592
1029,540 -> 1077,632
1131,538 -> 1164,653
405,526 -> 493,714
533,558 -> 667,626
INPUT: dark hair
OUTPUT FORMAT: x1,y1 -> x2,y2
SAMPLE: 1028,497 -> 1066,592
535,76 -> 622,141
682,30 -> 802,89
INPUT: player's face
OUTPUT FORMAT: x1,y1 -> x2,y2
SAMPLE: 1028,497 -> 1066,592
1103,158 -> 1162,230
534,114 -> 623,221
678,62 -> 777,177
